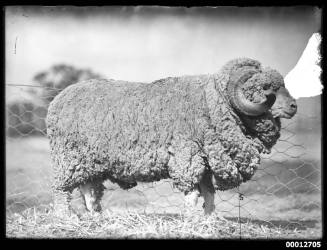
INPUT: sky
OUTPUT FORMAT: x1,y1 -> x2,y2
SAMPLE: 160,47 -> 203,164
6,6 -> 321,94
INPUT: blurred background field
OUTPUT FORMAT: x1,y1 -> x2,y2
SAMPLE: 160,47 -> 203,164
5,6 -> 322,238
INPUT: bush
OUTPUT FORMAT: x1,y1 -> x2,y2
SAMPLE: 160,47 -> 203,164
32,64 -> 104,103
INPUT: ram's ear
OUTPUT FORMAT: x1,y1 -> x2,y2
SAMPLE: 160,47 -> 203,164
227,69 -> 277,116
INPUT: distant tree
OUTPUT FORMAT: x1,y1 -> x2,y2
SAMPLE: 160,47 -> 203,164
32,64 -> 104,103
6,64 -> 104,137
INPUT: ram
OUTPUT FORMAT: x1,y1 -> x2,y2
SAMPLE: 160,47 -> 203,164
46,58 -> 297,216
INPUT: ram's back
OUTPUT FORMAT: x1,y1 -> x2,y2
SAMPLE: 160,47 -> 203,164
48,76 -> 210,145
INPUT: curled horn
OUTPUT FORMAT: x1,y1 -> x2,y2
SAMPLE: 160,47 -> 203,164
227,69 -> 276,116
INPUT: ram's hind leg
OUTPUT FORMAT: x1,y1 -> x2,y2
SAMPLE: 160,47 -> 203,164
80,182 -> 105,212
53,188 -> 73,217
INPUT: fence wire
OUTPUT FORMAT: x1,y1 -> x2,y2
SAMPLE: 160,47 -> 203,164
5,84 -> 322,238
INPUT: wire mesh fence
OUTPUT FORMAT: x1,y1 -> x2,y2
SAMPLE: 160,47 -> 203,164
5,83 -> 322,238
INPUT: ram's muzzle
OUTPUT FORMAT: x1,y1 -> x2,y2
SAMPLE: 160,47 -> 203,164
270,86 -> 297,119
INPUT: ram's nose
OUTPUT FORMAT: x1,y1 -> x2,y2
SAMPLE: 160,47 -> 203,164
289,100 -> 297,114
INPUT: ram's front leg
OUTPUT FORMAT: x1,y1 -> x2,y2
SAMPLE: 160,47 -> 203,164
168,140 -> 221,216
167,141 -> 207,211
183,171 -> 216,216
184,189 -> 200,208
199,170 -> 215,215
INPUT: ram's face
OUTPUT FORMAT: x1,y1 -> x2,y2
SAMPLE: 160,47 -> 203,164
227,67 -> 297,120
270,86 -> 297,119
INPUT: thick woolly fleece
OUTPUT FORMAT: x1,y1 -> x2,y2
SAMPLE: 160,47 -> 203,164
47,58 -> 283,194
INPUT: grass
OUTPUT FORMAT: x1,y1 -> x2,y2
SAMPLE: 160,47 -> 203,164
6,207 -> 322,239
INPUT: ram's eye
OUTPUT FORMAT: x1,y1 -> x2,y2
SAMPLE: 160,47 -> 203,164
263,85 -> 269,90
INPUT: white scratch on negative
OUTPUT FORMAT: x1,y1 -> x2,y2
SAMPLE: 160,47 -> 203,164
14,36 -> 18,54
284,33 -> 322,99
